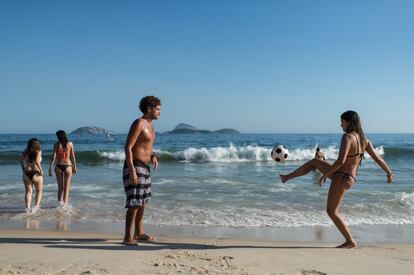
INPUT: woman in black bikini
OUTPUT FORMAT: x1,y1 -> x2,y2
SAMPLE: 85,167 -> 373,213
48,130 -> 77,206
279,111 -> 394,248
19,138 -> 44,214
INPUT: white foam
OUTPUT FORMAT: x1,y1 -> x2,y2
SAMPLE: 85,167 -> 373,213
154,179 -> 175,185
288,145 -> 384,161
175,143 -> 271,163
71,185 -> 104,192
0,183 -> 21,191
206,178 -> 245,185
376,145 -> 385,156
174,144 -> 384,162
56,204 -> 77,215
395,192 -> 414,209
98,149 -> 174,162
8,204 -> 80,221
6,198 -> 412,227
96,144 -> 384,163
142,203 -> 414,228
99,151 -> 125,161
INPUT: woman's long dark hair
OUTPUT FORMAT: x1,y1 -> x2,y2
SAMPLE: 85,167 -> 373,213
341,111 -> 365,145
56,130 -> 68,149
23,138 -> 41,162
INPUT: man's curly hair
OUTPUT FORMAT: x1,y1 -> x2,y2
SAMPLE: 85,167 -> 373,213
139,96 -> 161,114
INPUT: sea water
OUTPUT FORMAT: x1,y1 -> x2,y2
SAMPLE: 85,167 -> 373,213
0,133 -> 413,235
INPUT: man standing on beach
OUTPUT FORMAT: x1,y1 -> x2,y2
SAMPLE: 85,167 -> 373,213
122,96 -> 160,245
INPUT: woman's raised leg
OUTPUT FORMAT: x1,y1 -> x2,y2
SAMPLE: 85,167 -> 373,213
280,159 -> 332,183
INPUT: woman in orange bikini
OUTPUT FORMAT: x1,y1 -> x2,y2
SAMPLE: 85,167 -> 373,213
19,138 -> 44,214
279,111 -> 394,248
49,130 -> 77,206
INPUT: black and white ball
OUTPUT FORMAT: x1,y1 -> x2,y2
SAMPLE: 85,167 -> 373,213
271,145 -> 289,162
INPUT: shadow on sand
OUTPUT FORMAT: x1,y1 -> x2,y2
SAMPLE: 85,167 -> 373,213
0,237 -> 333,251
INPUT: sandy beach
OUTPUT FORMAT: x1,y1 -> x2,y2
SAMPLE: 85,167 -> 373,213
1,228 -> 413,275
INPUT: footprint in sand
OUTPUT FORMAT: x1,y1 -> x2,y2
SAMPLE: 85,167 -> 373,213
152,251 -> 239,273
219,256 -> 234,268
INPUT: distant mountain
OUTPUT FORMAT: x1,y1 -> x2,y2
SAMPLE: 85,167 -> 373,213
71,126 -> 114,135
170,128 -> 211,134
167,124 -> 239,134
173,123 -> 198,131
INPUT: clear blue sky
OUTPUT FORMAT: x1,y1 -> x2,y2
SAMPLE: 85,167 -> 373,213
0,0 -> 413,134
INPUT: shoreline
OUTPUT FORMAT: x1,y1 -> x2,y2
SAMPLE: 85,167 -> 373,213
1,218 -> 414,245
1,228 -> 414,274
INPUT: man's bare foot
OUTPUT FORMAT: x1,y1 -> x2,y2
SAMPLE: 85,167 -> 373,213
134,233 -> 156,241
122,239 -> 138,246
279,174 -> 288,183
336,240 -> 357,249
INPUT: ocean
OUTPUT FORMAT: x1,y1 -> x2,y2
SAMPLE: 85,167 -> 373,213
0,133 -> 413,240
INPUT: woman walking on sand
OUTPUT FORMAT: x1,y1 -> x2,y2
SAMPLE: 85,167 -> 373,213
49,130 -> 77,207
19,138 -> 44,214
279,111 -> 394,248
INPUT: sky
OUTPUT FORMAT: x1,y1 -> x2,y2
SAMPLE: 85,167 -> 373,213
0,0 -> 413,134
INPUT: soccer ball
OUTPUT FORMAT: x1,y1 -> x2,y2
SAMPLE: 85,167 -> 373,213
271,145 -> 289,162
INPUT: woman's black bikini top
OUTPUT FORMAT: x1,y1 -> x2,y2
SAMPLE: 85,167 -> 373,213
346,132 -> 365,167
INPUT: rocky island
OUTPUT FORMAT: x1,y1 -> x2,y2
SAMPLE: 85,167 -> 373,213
70,127 -> 114,135
166,123 -> 239,134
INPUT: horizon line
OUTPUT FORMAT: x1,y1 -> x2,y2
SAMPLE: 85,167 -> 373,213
1,132 -> 413,135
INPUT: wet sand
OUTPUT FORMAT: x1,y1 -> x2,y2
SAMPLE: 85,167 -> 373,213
1,228 -> 414,275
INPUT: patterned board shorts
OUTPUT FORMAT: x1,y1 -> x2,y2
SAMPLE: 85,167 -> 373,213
123,160 -> 151,208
